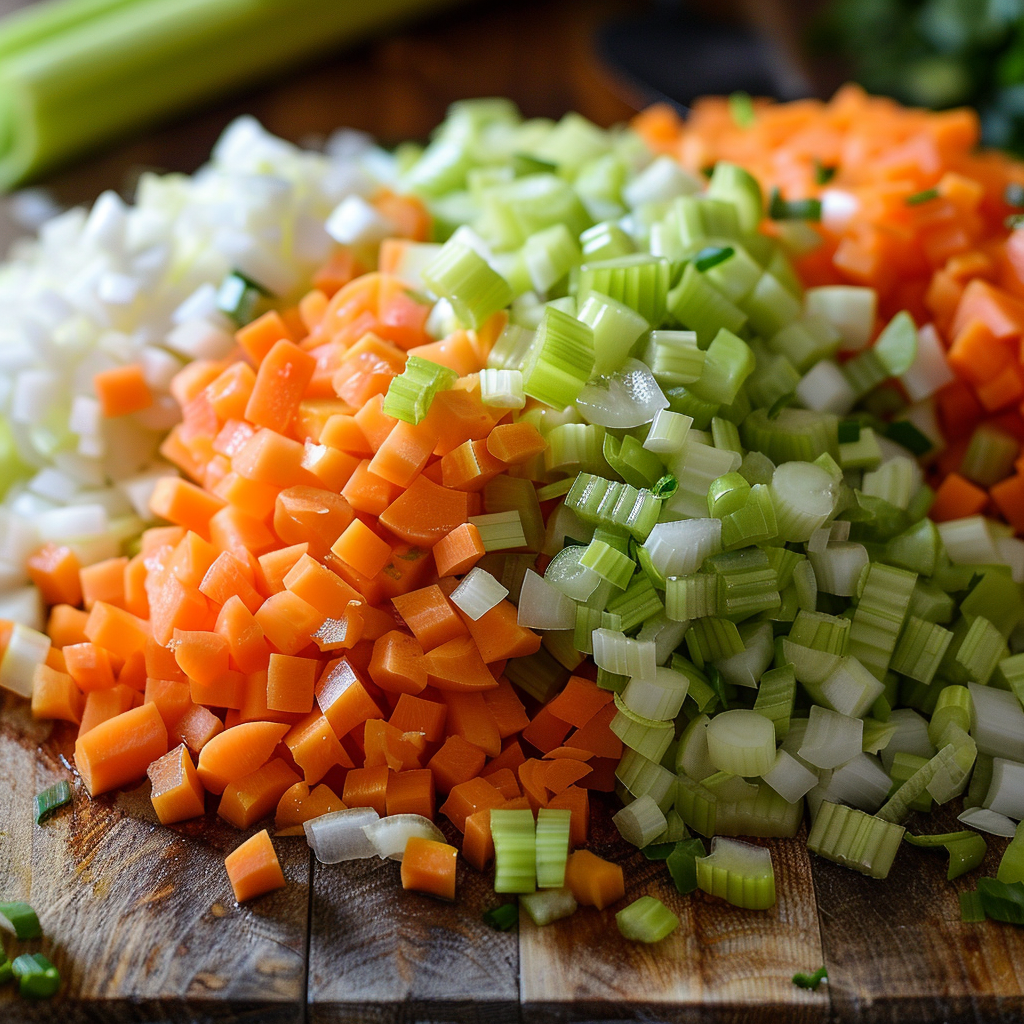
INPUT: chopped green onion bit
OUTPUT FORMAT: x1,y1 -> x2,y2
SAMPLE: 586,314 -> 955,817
792,966 -> 828,991
0,901 -> 41,940
12,953 -> 59,999
34,780 -> 72,825
905,188 -> 939,206
483,902 -> 519,931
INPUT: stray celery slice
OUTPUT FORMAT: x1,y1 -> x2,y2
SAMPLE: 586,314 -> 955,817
666,837 -> 706,894
905,831 -> 987,881
615,896 -> 679,943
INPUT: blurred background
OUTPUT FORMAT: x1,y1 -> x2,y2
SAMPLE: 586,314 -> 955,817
3,0 -> 1024,245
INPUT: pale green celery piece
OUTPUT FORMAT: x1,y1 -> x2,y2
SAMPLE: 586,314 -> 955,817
788,610 -> 851,655
491,809 -> 537,894
708,547 -> 780,622
884,518 -> 941,576
596,666 -> 629,693
535,808 -> 572,889
613,793 -> 667,847
753,665 -> 796,740
675,772 -> 717,836
745,341 -> 801,409
687,617 -> 745,663
616,896 -> 679,943
740,407 -> 840,465
665,574 -> 717,622
878,744 -> 965,824
960,568 -> 1024,640
767,248 -> 803,295
564,473 -> 661,542
665,385 -> 720,430
607,574 -> 663,632
807,801 -> 905,879
848,562 -> 917,680
576,254 -> 671,326
696,836 -> 776,909
839,426 -> 883,471
603,433 -> 663,490
579,221 -> 635,262
768,316 -> 842,373
738,450 -> 776,487
872,311 -> 918,376
577,290 -> 649,375
996,653 -> 1024,705
706,162 -> 763,234
714,783 -> 803,839
928,686 -> 972,748
862,717 -> 897,755
580,538 -> 635,591
961,424 -> 1020,488
503,647 -> 569,704
703,242 -> 762,302
720,483 -> 777,550
423,241 -> 513,330
711,416 -> 743,455
519,888 -> 577,926
521,306 -> 595,408
382,355 -> 457,424
740,272 -> 802,338
672,656 -> 719,715
521,223 -> 581,294
689,329 -> 756,406
707,471 -> 751,518
545,423 -> 608,476
891,616 -> 953,686
997,821 -> 1024,885
611,697 -> 675,764
939,615 -> 1007,686
964,753 -> 994,810
480,173 -> 591,248
616,748 -> 677,809
667,262 -> 748,347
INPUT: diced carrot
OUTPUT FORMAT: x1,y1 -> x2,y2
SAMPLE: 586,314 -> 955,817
47,604 -> 90,649
333,333 -> 406,407
171,628 -> 230,687
442,691 -> 500,757
518,758 -> 549,811
391,585 -> 467,651
284,711 -> 354,784
31,663 -> 84,724
545,675 -> 614,729
255,590 -> 325,656
369,420 -> 438,488
439,776 -> 505,832
218,757 -> 303,829
148,743 -> 207,825
564,849 -> 623,909
313,249 -> 365,298
363,718 -> 426,771
302,441 -> 360,492
389,692 -> 447,743
212,471 -> 281,521
462,808 -> 494,872
123,554 -> 149,620
331,519 -> 392,579
79,684 -> 137,736
94,363 -> 153,417
422,635 -> 497,692
369,630 -> 427,694
150,477 -> 226,541
375,193 -> 432,243
79,556 -> 128,611
407,330 -> 481,376
485,422 -> 547,464
456,601 -> 541,663
928,472 -> 989,522
481,677 -> 531,739
199,551 -> 263,613
441,438 -> 506,491
75,702 -> 169,796
427,734 -> 487,794
547,786 -> 589,846
144,676 -> 193,730
233,428 -> 315,488
274,485 -> 355,560
992,473 -> 1024,532
209,505 -> 278,560
267,653 -> 318,714
84,601 -> 151,661
196,721 -> 290,795
176,703 -> 224,752
539,757 -> 592,796
320,413 -> 374,456
342,764 -> 390,816
341,458 -> 404,517
481,739 -> 526,778
237,311 -> 294,364
386,768 -> 436,817
378,475 -> 470,547
64,642 -> 117,692
167,532 -> 220,590
422,388 -> 499,457
315,657 -> 384,738
215,595 -> 270,673
275,781 -> 345,830
567,702 -> 623,759
190,668 -> 247,711
401,836 -> 457,900
27,543 -> 83,607
951,279 -> 1024,340
431,523 -> 486,578
225,829 -> 286,903
486,768 -> 521,801
259,543 -> 310,596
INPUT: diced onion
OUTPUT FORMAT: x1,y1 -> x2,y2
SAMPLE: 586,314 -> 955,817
304,807 -> 380,864
361,815 -> 446,861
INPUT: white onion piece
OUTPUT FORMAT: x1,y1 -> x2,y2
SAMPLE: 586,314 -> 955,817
304,807 -> 380,864
957,807 -> 1017,837
575,359 -> 668,428
984,758 -> 1024,820
450,568 -> 508,621
643,518 -> 721,579
0,622 -> 51,696
517,569 -> 575,630
969,683 -> 1024,761
901,324 -> 955,402
361,815 -> 446,861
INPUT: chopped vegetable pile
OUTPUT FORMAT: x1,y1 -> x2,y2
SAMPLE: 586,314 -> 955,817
2,90 -> 1024,945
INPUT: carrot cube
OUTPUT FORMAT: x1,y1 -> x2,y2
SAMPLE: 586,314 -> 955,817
267,653 -> 318,714
149,743 -> 207,825
218,757 -> 302,830
342,764 -> 390,816
315,658 -> 383,738
285,712 -> 354,784
386,768 -> 435,817
255,590 -> 325,656
400,836 -> 458,900
331,519 -> 391,579
94,363 -> 153,417
225,829 -> 286,903
75,702 -> 169,796
27,543 -> 82,607
149,477 -> 226,541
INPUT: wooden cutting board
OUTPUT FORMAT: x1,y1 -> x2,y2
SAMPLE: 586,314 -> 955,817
3,695 -> 1024,1024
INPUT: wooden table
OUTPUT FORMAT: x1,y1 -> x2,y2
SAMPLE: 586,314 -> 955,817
3,0 -> 1024,1020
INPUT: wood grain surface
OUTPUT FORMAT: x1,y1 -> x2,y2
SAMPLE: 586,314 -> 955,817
0,696 -> 310,1024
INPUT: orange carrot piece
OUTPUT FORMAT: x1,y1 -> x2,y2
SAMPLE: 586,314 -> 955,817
275,781 -> 345,830
992,473 -> 1024,532
315,658 -> 384,738
422,635 -> 498,692
462,809 -> 494,872
302,441 -> 360,492
148,743 -> 207,825
123,554 -> 149,620
206,361 -> 257,421
368,420 -> 438,488
274,485 -> 355,561
175,703 -> 224,752
522,706 -> 574,755
78,684 -> 136,736
212,471 -> 281,521
342,764 -> 390,816
79,556 -> 128,611
215,595 -> 270,673
94,363 -> 153,417
564,849 -> 623,909
31,663 -> 84,724
209,505 -> 277,560
47,603 -> 91,649
431,523 -> 486,577
485,422 -> 547,465
284,711 -> 354,784
439,776 -> 505,832
190,668 -> 247,711
237,311 -> 294,364
320,413 -> 374,456
171,628 -> 229,686
331,519 -> 392,579
313,249 -> 365,298
391,585 -> 467,651
545,675 -> 614,729
341,458 -> 404,517
75,701 -> 168,796
518,758 -> 549,811
929,472 -> 989,522
442,690 -> 501,757
369,630 -> 427,694
427,734 -> 487,794
385,768 -> 436,817
149,477 -> 226,541
540,757 -> 592,797
378,474 -> 470,547
481,739 -> 526,778
64,642 -> 117,692
27,543 -> 83,607
255,590 -> 325,656
218,757 -> 303,829
84,601 -> 151,661
457,601 -> 541,663
389,692 -> 447,743
200,551 -> 263,613
233,428 -> 315,489
481,677 -> 530,739
363,718 -> 426,771
267,653 -> 318,714
196,721 -> 290,795
407,330 -> 481,376
144,676 -> 193,730
167,532 -> 220,590
486,768 -> 522,801
225,829 -> 286,903
258,543 -> 310,596
401,836 -> 457,900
